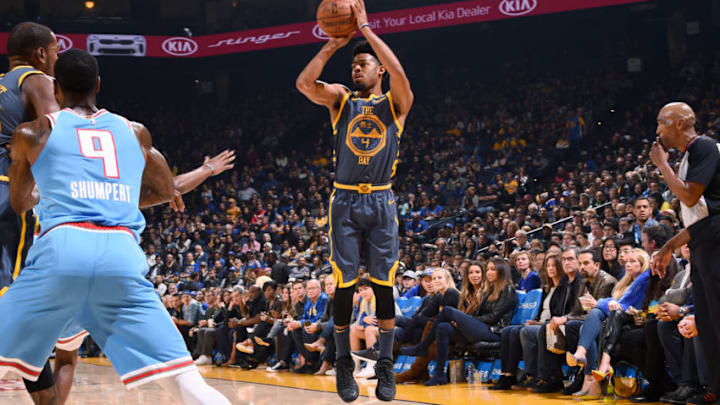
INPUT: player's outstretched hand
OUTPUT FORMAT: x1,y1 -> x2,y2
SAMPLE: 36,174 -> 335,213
205,150 -> 236,176
351,0 -> 369,28
169,190 -> 186,212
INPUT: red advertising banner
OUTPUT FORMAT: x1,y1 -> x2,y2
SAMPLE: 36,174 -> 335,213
0,0 -> 648,58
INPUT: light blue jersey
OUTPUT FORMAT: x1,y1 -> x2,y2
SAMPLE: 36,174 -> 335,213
33,109 -> 146,240
0,107 -> 196,387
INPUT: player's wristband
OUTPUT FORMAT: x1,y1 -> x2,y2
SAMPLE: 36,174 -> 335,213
203,162 -> 215,175
359,23 -> 371,30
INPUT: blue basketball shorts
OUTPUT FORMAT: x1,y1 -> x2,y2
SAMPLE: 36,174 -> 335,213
0,223 -> 194,388
55,322 -> 89,351
329,188 -> 400,289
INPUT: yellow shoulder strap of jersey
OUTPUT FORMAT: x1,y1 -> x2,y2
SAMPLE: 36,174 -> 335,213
332,92 -> 352,135
18,69 -> 45,88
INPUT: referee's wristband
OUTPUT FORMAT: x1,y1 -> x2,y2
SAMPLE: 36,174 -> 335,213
359,23 -> 371,30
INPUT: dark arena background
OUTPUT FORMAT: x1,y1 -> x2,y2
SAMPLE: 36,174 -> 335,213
1,0 -> 718,404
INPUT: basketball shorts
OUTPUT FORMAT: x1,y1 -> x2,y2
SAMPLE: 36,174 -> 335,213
0,152 -> 36,297
329,188 -> 399,289
55,322 -> 89,351
0,223 -> 194,388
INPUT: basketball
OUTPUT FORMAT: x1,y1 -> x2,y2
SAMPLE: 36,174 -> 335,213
316,0 -> 356,38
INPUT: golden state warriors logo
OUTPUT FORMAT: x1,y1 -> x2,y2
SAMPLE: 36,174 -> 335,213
346,106 -> 386,165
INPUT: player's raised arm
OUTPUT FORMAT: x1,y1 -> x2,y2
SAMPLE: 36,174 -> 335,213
296,35 -> 353,110
351,0 -> 413,119
132,122 -> 176,208
8,120 -> 43,214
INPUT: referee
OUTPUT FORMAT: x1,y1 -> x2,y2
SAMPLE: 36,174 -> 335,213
651,102 -> 720,401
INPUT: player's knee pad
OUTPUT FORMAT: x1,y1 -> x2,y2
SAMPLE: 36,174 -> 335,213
333,286 -> 355,326
371,283 -> 395,320
23,360 -> 55,393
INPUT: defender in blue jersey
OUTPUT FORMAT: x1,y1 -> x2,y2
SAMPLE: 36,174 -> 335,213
0,50 -> 230,405
2,24 -> 235,405
296,0 -> 413,401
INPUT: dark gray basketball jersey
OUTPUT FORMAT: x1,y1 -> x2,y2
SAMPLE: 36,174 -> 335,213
332,91 -> 403,185
0,65 -> 44,146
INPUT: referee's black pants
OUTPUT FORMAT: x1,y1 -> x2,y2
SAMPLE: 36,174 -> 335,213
688,216 -> 720,397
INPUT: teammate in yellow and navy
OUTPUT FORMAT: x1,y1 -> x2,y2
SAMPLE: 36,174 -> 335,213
296,0 -> 413,402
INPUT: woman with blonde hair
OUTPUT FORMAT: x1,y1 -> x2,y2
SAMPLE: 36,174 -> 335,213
426,268 -> 459,313
566,248 -> 652,398
402,259 -> 517,386
589,247 -> 677,395
397,268 -> 461,352
394,268 -> 459,384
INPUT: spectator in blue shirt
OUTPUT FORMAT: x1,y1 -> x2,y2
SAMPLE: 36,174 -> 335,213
183,252 -> 199,273
406,213 -> 429,235
516,251 -> 541,291
398,271 -> 417,297
289,279 -> 328,373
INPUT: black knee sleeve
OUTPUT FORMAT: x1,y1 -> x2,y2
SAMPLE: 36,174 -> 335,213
333,286 -> 355,326
371,283 -> 395,320
23,360 -> 55,393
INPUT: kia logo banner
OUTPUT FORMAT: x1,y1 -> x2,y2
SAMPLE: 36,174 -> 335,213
55,34 -> 73,53
499,0 -> 538,16
312,25 -> 331,41
0,0 -> 648,58
162,37 -> 198,56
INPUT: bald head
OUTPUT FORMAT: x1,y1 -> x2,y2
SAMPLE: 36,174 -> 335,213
658,102 -> 696,129
656,102 -> 698,149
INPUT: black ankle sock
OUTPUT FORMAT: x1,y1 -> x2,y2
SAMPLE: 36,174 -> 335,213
334,326 -> 351,359
378,327 -> 395,360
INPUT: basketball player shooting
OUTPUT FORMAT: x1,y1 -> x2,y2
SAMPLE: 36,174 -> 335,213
296,0 -> 413,402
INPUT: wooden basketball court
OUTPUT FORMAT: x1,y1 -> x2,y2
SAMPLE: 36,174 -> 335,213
0,357 -> 659,404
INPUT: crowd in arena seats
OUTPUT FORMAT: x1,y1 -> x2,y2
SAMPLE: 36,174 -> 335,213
108,50 -> 720,404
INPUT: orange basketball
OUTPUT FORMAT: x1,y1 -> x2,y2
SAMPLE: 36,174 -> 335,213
316,0 -> 356,38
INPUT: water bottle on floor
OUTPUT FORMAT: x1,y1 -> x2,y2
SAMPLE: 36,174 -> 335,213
466,363 -> 476,386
